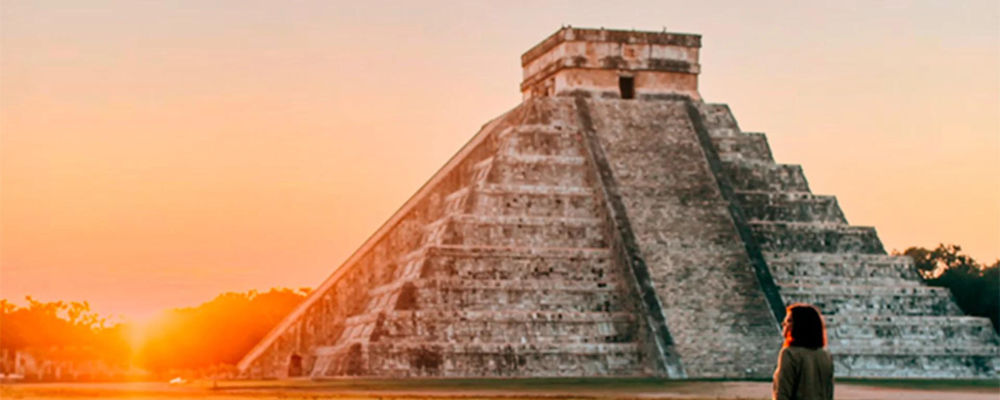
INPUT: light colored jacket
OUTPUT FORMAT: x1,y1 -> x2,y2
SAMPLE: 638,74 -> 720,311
772,346 -> 834,400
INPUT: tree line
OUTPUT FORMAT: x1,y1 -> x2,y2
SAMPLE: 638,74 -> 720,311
1,287 -> 309,379
897,244 -> 999,333
1,298 -> 132,369
138,287 -> 310,375
2,244 -> 996,380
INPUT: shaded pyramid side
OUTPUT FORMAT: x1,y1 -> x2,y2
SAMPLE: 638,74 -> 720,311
578,98 -> 785,378
238,98 -> 666,378
694,103 -> 1000,378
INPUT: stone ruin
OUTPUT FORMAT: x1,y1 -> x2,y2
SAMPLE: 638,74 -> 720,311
237,27 -> 1000,379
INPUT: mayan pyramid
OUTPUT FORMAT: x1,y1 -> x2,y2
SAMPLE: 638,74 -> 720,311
237,27 -> 1000,379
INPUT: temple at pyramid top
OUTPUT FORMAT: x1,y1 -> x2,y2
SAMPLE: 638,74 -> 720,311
521,27 -> 702,100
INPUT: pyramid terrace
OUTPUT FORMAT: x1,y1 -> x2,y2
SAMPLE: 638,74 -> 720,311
237,27 -> 1000,379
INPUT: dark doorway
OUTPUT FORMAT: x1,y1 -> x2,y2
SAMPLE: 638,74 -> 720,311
288,353 -> 303,377
619,76 -> 635,99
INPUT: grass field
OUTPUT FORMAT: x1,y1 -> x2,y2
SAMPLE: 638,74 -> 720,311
1,377 -> 997,400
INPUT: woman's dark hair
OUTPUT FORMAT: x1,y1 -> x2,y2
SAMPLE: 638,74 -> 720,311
783,303 -> 827,349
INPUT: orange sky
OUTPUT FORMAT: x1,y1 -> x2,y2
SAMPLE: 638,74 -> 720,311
2,1 -> 998,320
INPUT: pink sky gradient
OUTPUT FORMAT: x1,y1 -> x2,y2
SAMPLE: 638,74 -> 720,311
2,1 -> 998,320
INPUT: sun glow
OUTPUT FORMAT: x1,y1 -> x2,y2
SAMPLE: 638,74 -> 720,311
0,288 -> 308,379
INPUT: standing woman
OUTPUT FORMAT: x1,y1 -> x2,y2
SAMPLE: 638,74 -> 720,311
773,303 -> 834,400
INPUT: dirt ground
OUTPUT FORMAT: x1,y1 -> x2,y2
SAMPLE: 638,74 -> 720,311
1,379 -> 997,400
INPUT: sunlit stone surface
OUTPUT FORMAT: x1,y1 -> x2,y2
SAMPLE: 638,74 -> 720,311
237,27 -> 999,379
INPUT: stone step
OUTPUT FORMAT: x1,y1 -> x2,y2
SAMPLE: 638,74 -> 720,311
488,154 -> 591,186
363,342 -> 648,377
778,276 -> 921,287
825,314 -> 995,327
362,309 -> 637,323
419,245 -> 617,282
379,278 -> 630,313
699,103 -> 741,136
441,214 -> 607,248
500,125 -> 583,157
370,277 -> 625,298
712,133 -> 774,162
721,160 -> 810,192
764,252 -> 919,282
831,340 -> 1000,354
779,283 -> 951,296
369,341 -> 644,355
733,191 -> 846,224
825,315 -> 999,344
368,310 -> 640,344
495,124 -> 574,140
339,311 -> 640,346
475,183 -> 594,197
832,354 -> 1000,378
750,222 -> 885,254
469,157 -> 497,183
468,184 -> 599,218
333,322 -> 378,347
780,285 -> 962,316
830,344 -> 1000,356
311,341 -> 648,378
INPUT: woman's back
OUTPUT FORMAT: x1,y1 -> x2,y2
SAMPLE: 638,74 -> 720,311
773,303 -> 834,400
772,346 -> 834,400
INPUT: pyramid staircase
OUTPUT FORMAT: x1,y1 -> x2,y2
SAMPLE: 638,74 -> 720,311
238,97 -> 1000,380
695,103 -> 1000,378
238,27 -> 999,380
305,102 -> 657,377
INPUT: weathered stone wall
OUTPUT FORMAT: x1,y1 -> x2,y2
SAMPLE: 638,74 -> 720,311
239,26 -> 999,379
324,99 -> 658,377
696,102 -> 1000,378
240,95 -> 1000,379
239,103 -> 527,378
528,69 -> 699,101
521,28 -> 701,100
242,98 -> 666,378
583,98 -> 783,378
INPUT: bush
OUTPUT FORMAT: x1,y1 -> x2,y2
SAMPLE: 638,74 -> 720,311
898,244 -> 999,333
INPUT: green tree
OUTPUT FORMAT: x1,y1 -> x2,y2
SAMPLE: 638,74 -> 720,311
899,244 -> 999,333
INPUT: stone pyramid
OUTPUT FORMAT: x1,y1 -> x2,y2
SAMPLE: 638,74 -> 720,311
237,27 -> 1000,379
